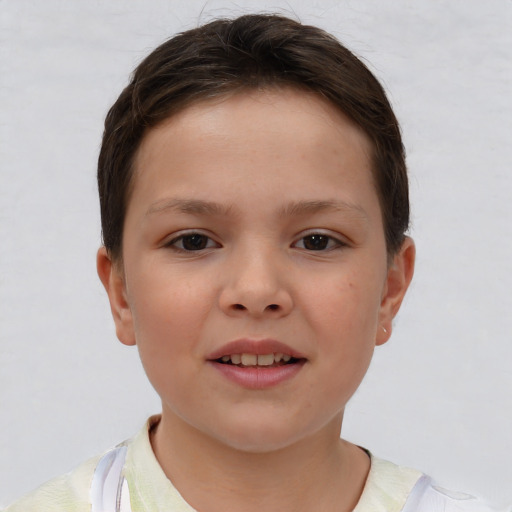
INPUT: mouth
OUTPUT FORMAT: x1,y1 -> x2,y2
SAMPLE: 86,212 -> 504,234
206,339 -> 307,388
215,352 -> 304,368
206,338 -> 306,366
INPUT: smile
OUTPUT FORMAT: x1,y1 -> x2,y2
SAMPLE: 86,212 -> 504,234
207,338 -> 306,362
218,353 -> 297,367
207,339 -> 306,389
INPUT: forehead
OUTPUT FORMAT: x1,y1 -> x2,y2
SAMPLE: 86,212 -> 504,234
130,88 -> 377,219
135,88 -> 372,170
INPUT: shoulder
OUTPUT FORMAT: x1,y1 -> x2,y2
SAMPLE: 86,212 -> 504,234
2,453 -> 101,512
404,475 -> 508,512
2,417 -> 158,512
355,455 -> 505,512
354,456 -> 423,511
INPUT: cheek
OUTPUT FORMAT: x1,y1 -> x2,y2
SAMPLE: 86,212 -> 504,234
127,273 -> 216,403
301,270 -> 383,391
127,267 -> 216,354
304,269 -> 383,332
312,280 -> 379,398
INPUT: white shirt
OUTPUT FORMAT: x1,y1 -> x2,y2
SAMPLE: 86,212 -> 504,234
4,416 -> 502,512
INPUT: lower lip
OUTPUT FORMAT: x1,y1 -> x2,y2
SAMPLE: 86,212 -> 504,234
209,361 -> 305,389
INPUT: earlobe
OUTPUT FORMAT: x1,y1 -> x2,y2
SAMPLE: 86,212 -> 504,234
376,237 -> 415,346
96,247 -> 136,346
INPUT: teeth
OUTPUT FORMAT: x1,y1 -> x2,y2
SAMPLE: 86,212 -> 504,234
257,354 -> 274,366
241,353 -> 257,366
220,353 -> 294,366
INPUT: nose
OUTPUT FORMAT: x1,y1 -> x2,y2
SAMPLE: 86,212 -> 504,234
218,248 -> 293,318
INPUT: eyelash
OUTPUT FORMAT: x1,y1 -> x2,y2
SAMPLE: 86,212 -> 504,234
166,231 -> 345,253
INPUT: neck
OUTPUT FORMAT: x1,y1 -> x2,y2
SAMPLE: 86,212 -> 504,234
151,409 -> 370,512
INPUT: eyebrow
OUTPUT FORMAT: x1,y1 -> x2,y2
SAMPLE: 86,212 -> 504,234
278,200 -> 368,221
146,198 -> 368,221
146,198 -> 236,217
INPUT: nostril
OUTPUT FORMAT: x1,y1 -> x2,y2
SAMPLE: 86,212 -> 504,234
231,303 -> 280,312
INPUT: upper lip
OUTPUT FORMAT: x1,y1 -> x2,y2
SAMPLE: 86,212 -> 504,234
206,338 -> 306,360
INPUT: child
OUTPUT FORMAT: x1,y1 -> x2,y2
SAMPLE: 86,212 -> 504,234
3,13 -> 503,512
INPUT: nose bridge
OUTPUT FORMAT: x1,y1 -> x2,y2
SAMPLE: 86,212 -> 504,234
219,238 -> 292,316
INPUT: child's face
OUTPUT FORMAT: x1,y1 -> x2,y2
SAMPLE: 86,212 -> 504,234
99,88 -> 414,452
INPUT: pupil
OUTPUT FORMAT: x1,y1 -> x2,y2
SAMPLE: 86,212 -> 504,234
304,235 -> 328,250
182,234 -> 207,250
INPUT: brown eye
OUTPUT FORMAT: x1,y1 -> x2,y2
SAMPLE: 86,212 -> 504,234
295,234 -> 342,251
303,235 -> 329,250
169,233 -> 217,251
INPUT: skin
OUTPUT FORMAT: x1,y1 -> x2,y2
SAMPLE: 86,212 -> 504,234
97,88 -> 415,512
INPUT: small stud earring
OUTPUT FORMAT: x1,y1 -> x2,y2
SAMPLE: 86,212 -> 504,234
382,326 -> 388,334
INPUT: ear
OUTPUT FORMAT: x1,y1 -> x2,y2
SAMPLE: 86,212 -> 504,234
376,237 -> 415,346
96,247 -> 136,346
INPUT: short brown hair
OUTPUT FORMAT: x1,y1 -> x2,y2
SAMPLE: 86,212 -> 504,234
98,14 -> 409,260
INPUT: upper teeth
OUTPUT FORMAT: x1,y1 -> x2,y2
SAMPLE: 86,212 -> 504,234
220,353 -> 292,366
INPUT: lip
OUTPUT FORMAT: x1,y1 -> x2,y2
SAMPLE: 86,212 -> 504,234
206,338 -> 306,360
209,361 -> 305,389
206,338 -> 307,390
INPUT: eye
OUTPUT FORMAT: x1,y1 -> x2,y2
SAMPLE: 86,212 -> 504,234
167,233 -> 219,252
294,233 -> 343,251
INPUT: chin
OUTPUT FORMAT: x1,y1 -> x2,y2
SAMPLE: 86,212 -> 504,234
217,431 -> 304,454
206,415 -> 328,454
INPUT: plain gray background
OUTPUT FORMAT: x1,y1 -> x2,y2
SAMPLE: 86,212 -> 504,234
1,0 -> 511,507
